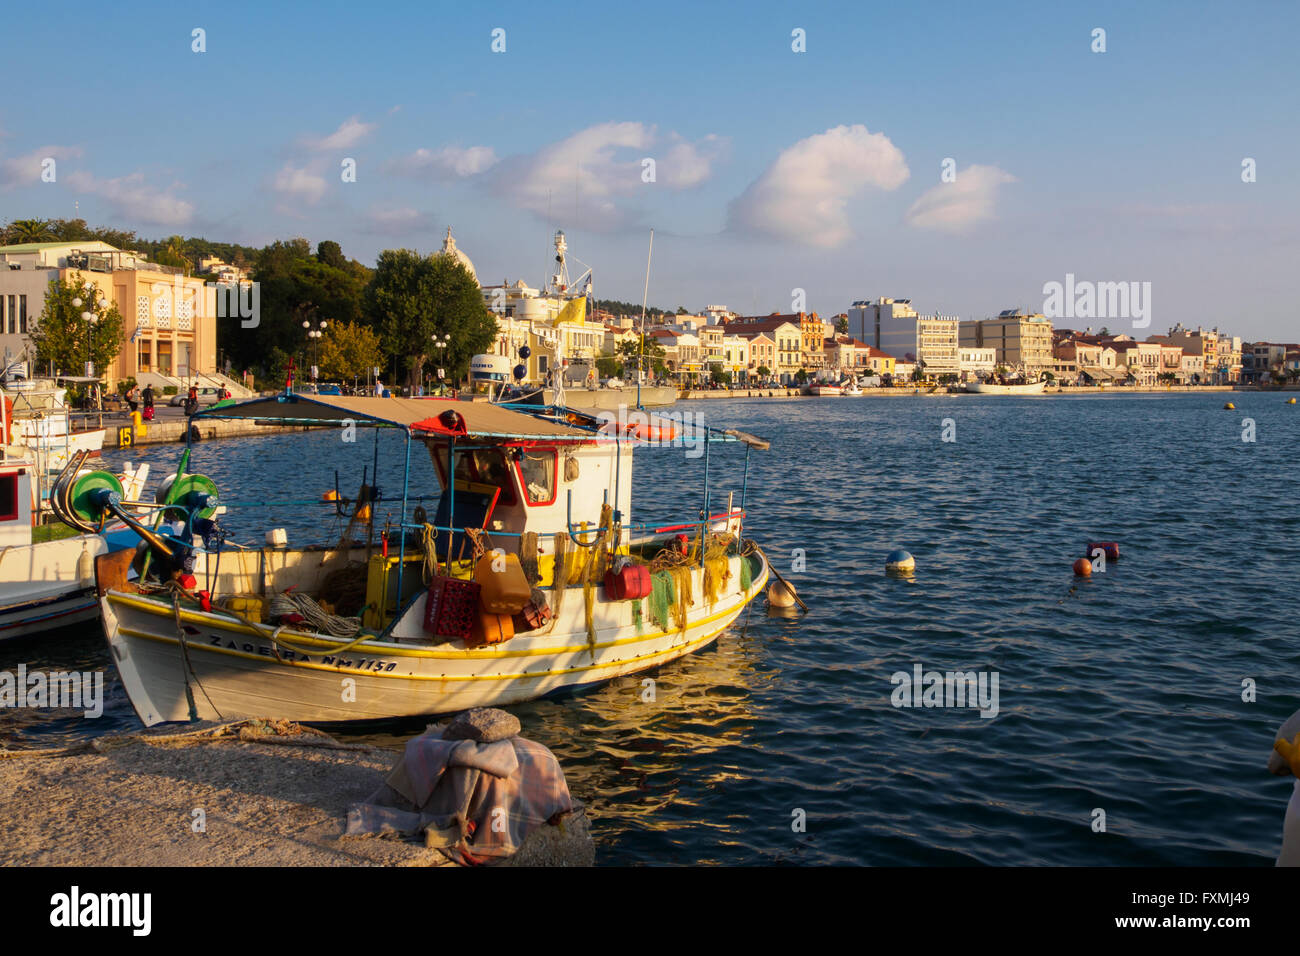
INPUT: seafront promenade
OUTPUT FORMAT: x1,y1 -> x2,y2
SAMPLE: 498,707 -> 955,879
100,383 -> 1265,447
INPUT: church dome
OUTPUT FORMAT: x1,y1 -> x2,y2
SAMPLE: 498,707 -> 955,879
440,227 -> 477,284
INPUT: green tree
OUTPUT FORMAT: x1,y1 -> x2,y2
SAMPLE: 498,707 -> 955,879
596,355 -> 623,379
317,320 -> 383,385
30,277 -> 124,379
615,334 -> 667,377
222,238 -> 369,374
316,240 -> 347,270
756,365 -> 771,377
4,218 -> 54,244
835,316 -> 849,335
365,249 -> 496,390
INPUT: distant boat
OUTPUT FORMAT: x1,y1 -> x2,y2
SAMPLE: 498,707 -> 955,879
841,379 -> 863,396
807,383 -> 842,396
964,381 -> 1046,395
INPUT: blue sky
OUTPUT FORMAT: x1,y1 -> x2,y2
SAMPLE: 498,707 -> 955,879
2,0 -> 1297,338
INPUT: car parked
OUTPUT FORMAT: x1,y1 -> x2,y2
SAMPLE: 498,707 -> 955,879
168,387 -> 224,407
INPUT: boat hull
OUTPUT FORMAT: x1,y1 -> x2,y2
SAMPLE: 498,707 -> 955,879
963,381 -> 1046,395
104,552 -> 768,726
543,386 -> 677,409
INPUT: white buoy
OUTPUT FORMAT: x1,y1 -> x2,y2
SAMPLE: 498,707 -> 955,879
885,549 -> 915,572
265,528 -> 288,548
767,580 -> 796,608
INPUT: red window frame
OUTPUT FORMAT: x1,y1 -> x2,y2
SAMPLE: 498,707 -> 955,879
513,446 -> 559,507
0,472 -> 20,522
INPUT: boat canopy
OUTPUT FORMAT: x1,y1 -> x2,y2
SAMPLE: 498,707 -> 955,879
193,393 -> 594,441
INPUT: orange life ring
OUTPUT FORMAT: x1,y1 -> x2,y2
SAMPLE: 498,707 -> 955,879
599,420 -> 677,441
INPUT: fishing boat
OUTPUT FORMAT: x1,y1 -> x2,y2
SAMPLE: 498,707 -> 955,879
963,380 -> 1046,395
87,394 -> 771,726
841,379 -> 863,397
2,377 -> 106,473
807,383 -> 842,396
0,444 -> 147,641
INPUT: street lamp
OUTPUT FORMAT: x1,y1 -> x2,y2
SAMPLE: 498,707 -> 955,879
303,319 -> 328,381
72,294 -> 107,382
431,333 -> 449,392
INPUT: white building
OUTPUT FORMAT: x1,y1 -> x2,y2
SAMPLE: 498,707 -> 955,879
848,298 -> 959,375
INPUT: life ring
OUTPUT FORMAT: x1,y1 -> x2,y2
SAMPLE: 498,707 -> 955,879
599,419 -> 677,441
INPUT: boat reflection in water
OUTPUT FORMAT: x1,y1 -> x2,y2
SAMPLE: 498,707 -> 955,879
506,605 -> 777,856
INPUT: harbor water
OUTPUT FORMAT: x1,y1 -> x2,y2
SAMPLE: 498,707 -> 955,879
3,392 -> 1296,865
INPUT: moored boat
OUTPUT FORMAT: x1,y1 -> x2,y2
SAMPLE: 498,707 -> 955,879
86,394 -> 771,726
963,380 -> 1046,395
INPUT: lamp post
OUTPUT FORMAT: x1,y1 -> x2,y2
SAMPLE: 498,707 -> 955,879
431,333 -> 449,393
72,293 -> 107,406
303,319 -> 328,382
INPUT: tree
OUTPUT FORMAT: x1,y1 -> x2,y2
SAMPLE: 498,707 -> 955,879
596,355 -> 623,379
316,240 -> 347,270
835,316 -> 849,335
756,365 -> 771,378
365,249 -> 496,390
709,363 -> 731,384
30,277 -> 124,379
222,238 -> 369,374
794,369 -> 809,385
616,334 -> 667,377
317,321 -> 383,385
4,219 -> 54,244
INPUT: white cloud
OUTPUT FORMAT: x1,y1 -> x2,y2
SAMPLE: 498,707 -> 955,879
489,122 -> 721,230
301,116 -> 376,151
65,170 -> 194,226
389,145 -> 498,179
660,133 -> 728,188
727,125 -> 909,247
0,145 -> 83,189
272,162 -> 328,206
905,164 -> 1016,233
362,206 -> 437,234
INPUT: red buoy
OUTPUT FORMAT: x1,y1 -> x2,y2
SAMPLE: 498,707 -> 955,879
1072,558 -> 1092,577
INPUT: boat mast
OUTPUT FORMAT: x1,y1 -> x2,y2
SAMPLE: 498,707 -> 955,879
637,228 -> 653,410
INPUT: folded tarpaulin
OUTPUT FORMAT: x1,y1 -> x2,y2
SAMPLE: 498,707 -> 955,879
345,730 -> 573,865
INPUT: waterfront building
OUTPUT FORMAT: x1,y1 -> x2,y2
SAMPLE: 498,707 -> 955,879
0,240 -> 219,387
728,311 -> 825,372
702,304 -> 736,325
744,333 -> 776,377
698,324 -> 726,368
724,318 -> 805,382
849,298 -> 960,375
958,346 -> 997,381
1054,337 -> 1122,384
959,310 -> 1054,373
1242,342 -> 1300,383
1165,325 -> 1241,384
1110,340 -> 1162,386
721,334 -> 750,380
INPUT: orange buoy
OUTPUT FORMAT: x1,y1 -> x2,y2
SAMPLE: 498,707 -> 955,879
1072,558 -> 1092,577
322,489 -> 339,501
356,505 -> 371,521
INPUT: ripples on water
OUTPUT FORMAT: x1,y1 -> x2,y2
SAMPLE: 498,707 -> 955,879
4,393 -> 1296,865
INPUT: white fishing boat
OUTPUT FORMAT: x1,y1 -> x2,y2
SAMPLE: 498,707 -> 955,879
963,380 -> 1046,395
89,394 -> 771,726
807,383 -> 842,396
2,377 -> 106,476
0,442 -> 147,641
841,379 -> 863,397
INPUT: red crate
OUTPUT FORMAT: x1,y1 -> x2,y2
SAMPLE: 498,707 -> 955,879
423,577 -> 481,640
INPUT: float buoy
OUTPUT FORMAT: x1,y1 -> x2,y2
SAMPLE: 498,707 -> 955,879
322,489 -> 339,501
1287,398 -> 1297,405
1086,541 -> 1120,562
885,549 -> 915,572
1072,558 -> 1092,577
1224,402 -> 1235,410
767,580 -> 797,608
356,505 -> 372,521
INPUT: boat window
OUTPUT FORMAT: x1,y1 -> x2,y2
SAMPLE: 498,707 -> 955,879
0,474 -> 17,521
427,443 -> 517,506
517,449 -> 557,505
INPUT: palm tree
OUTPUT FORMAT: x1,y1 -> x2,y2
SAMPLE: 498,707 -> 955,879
3,219 -> 54,244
